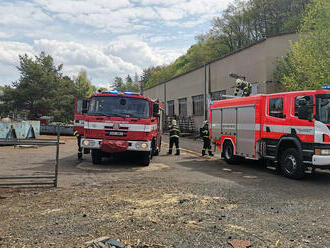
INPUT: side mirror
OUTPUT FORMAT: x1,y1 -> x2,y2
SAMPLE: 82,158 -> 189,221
153,103 -> 160,117
82,99 -> 88,114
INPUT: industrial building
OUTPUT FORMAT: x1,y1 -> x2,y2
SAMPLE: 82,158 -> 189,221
144,32 -> 298,130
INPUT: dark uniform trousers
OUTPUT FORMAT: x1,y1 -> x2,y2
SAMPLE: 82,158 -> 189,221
168,124 -> 180,155
200,125 -> 213,156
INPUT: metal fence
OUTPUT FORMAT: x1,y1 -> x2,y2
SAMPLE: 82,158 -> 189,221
0,132 -> 60,187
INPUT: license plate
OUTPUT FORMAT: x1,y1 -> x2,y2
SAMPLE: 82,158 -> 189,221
107,131 -> 124,136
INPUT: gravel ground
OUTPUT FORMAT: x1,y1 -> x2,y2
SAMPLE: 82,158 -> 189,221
0,135 -> 330,248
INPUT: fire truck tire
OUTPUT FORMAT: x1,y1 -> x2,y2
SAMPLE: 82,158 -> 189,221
280,148 -> 306,179
141,152 -> 151,166
223,142 -> 237,164
91,149 -> 102,165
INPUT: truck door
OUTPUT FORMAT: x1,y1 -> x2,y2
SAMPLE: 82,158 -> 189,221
236,105 -> 256,158
263,95 -> 287,140
74,99 -> 87,135
289,94 -> 314,143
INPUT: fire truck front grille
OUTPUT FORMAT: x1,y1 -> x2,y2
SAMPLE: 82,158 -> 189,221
104,126 -> 129,130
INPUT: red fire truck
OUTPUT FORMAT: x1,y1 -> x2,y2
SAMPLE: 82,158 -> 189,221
209,89 -> 330,179
74,91 -> 163,166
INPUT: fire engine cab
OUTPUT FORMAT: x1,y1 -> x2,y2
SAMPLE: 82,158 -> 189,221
210,89 -> 330,179
74,91 -> 163,166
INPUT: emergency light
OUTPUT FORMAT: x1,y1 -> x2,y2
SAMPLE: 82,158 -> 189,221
322,86 -> 330,89
124,91 -> 139,95
109,90 -> 119,94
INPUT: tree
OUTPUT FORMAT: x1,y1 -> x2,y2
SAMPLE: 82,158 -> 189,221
126,74 -> 133,83
111,76 -> 139,92
112,77 -> 124,91
74,70 -> 96,98
274,0 -> 330,90
0,52 -> 95,123
134,72 -> 139,84
9,52 -> 64,119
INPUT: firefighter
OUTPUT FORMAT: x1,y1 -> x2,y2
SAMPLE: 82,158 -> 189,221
200,120 -> 214,156
74,130 -> 83,160
234,79 -> 252,97
168,119 -> 180,155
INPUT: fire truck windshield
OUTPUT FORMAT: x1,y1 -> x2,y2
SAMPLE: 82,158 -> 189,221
88,96 -> 150,118
316,94 -> 330,124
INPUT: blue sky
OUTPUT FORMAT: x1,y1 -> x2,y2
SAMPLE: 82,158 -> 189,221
0,0 -> 231,88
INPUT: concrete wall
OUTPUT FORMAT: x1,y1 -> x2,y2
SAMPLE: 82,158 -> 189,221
210,41 -> 268,95
144,33 -> 298,130
264,33 -> 298,93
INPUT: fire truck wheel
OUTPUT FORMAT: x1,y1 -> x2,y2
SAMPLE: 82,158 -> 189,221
223,142 -> 236,164
280,148 -> 306,179
91,149 -> 102,165
141,152 -> 151,166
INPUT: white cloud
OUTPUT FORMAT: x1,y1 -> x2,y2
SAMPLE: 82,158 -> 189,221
0,41 -> 34,83
0,38 -> 184,86
33,39 -> 142,82
34,0 -> 131,14
156,8 -> 186,20
0,42 -> 33,66
0,1 -> 52,28
0,0 -> 234,85
31,0 -> 228,31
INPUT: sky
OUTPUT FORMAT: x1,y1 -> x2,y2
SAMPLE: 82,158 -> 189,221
0,0 -> 232,88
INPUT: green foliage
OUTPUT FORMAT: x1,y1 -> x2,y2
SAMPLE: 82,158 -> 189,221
144,0 -> 310,89
112,76 -> 139,92
0,52 -> 97,123
274,0 -> 330,90
74,70 -> 96,98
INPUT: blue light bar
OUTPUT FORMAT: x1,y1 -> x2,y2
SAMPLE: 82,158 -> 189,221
322,86 -> 330,89
124,91 -> 138,95
109,90 -> 119,94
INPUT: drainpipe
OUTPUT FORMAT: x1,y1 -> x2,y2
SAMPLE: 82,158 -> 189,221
204,64 -> 208,121
164,83 -> 167,116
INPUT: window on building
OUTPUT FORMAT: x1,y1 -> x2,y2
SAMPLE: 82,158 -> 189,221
269,98 -> 284,118
211,90 -> 226,100
167,100 -> 174,116
192,95 -> 204,116
178,98 -> 187,116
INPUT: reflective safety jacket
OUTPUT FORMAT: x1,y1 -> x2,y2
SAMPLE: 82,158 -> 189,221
169,124 -> 180,138
234,80 -> 252,97
200,124 -> 209,139
74,130 -> 80,137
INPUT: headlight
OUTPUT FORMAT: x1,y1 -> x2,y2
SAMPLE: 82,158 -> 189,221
141,143 -> 148,149
135,143 -> 141,148
83,140 -> 95,147
315,149 -> 330,155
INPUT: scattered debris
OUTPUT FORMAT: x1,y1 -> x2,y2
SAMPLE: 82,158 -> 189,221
15,145 -> 39,149
85,237 -> 166,248
104,239 -> 125,248
228,239 -> 252,248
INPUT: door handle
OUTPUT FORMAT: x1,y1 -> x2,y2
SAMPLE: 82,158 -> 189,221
266,126 -> 270,132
